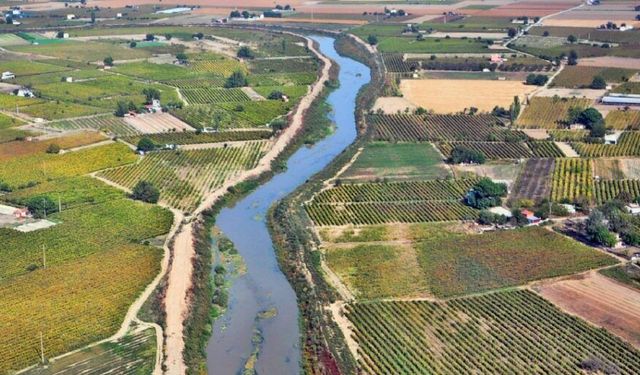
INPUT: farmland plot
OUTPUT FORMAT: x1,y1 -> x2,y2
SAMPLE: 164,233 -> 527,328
594,179 -> 640,204
181,87 -> 250,104
606,110 -> 640,130
123,130 -> 273,146
511,158 -> 555,202
552,66 -> 638,88
437,141 -> 536,160
99,141 -> 269,211
346,289 -> 639,374
124,113 -> 195,134
518,97 -> 592,129
551,158 -> 593,202
46,115 -> 140,136
572,132 -> 640,157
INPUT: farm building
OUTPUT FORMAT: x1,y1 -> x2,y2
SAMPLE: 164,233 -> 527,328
601,94 -> 640,106
560,204 -> 576,214
521,209 -> 541,224
604,132 -> 622,145
66,14 -> 75,20
489,206 -> 513,218
15,88 -> 34,97
1,71 -> 15,80
626,204 -> 640,215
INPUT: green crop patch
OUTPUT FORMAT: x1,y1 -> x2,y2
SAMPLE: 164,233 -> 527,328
6,41 -> 151,62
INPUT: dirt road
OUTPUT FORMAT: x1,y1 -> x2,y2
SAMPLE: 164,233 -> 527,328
162,33 -> 332,374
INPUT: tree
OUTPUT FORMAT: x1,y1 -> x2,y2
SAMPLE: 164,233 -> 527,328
507,28 -> 517,38
525,74 -> 548,86
129,41 -> 137,48
131,181 -> 160,203
594,227 -> 617,247
176,52 -> 188,63
229,10 -> 241,18
568,50 -> 578,65
590,121 -> 606,138
590,75 -> 606,89
268,90 -> 284,100
224,70 -> 247,88
509,96 -> 520,123
450,146 -> 486,164
56,31 -> 65,38
46,143 -> 60,154
145,33 -> 154,41
577,107 -> 603,128
115,100 -> 129,117
567,34 -> 577,43
237,46 -> 255,59
26,196 -> 58,219
241,10 -> 250,19
142,88 -> 161,103
103,56 -> 114,66
465,178 -> 507,209
543,31 -> 550,37
367,34 -> 378,46
165,33 -> 172,40
137,137 -> 155,152
90,11 -> 96,23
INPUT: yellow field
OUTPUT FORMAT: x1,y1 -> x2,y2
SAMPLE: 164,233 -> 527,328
606,110 -> 640,130
399,79 -> 535,114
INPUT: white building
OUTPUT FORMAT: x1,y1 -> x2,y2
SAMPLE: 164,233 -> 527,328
1,71 -> 15,80
488,206 -> 513,218
626,204 -> 640,215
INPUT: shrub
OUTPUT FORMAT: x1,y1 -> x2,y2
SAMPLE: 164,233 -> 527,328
26,196 -> 58,218
450,146 -> 486,164
367,34 -> 378,46
237,46 -> 255,59
224,70 -> 247,88
103,56 -> 114,67
137,137 -> 155,152
131,180 -> 160,203
46,143 -> 61,154
590,75 -> 606,89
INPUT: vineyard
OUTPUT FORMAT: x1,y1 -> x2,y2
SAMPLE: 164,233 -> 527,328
248,58 -> 317,74
189,59 -> 247,76
164,77 -> 227,89
0,245 -> 161,373
382,54 -> 419,73
306,201 -> 478,225
549,129 -> 588,141
123,129 -> 272,146
0,142 -> 136,188
99,141 -> 269,211
551,158 -> 593,202
370,114 -> 519,142
437,141 -> 558,160
552,66 -> 637,88
173,101 -> 290,128
346,289 -> 640,374
594,179 -> 640,205
517,97 -> 592,129
571,132 -> 640,157
606,111 -> 640,130
181,88 -> 251,105
511,158 -> 555,202
46,115 -> 140,136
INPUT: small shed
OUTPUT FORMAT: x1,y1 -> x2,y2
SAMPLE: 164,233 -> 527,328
626,204 -> 640,215
560,204 -> 576,214
490,54 -> 503,63
66,14 -> 75,20
521,209 -> 541,224
1,71 -> 15,80
605,132 -> 622,145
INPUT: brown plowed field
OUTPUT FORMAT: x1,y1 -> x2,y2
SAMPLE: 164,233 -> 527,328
479,1 -> 579,17
511,158 -> 555,202
536,271 -> 640,349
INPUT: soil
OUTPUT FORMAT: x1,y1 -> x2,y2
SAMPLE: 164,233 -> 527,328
535,271 -> 640,349
124,113 -> 194,134
578,57 -> 640,70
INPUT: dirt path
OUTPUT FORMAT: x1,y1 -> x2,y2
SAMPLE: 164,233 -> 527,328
162,33 -> 332,374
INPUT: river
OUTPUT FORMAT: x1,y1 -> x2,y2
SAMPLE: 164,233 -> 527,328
206,36 -> 370,375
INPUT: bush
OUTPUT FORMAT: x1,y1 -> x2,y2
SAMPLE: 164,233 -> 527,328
237,46 -> 255,59
450,146 -> 486,164
137,137 -> 155,152
525,74 -> 548,86
590,75 -> 606,89
224,70 -> 247,88
268,91 -> 284,100
46,143 -> 61,154
129,41 -> 137,48
103,56 -> 114,67
26,196 -> 58,218
367,34 -> 378,46
131,180 -> 160,203
466,178 -> 507,209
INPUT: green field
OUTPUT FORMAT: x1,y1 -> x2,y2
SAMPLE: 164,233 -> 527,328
7,41 -> 151,62
324,225 -> 615,299
377,37 -> 490,53
341,142 -> 451,182
347,289 -> 640,374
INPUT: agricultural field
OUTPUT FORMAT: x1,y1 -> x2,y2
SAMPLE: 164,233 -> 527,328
0,60 -> 69,76
552,66 -> 638,88
248,58 -> 317,74
346,289 -> 639,374
511,158 -> 555,202
181,88 -> 250,104
340,142 -> 451,182
549,129 -> 589,141
550,158 -> 593,202
20,101 -> 109,121
593,158 -> 626,180
612,82 -> 640,95
0,112 -> 24,129
437,141 -> 559,160
594,179 -> 640,205
399,79 -> 534,114
6,41 -> 151,62
572,132 -> 640,157
46,115 -> 140,136
0,33 -> 28,46
370,114 -> 519,142
529,26 -> 640,44
0,142 -> 136,188
123,130 -> 273,146
600,264 -> 640,291
606,110 -> 640,130
99,141 -> 269,211
517,97 -> 592,129
22,328 -> 156,375
0,132 -> 107,161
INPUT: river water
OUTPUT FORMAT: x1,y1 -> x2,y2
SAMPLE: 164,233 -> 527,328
206,36 -> 370,375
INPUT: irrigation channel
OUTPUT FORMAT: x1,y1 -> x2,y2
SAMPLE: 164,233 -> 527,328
206,36 -> 371,374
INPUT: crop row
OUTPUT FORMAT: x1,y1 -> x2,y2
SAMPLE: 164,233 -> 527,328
437,141 -> 534,160
526,141 -> 565,158
312,179 -> 477,204
605,111 -> 640,130
346,289 -> 640,374
98,141 -> 269,212
518,97 -> 592,129
594,179 -> 640,205
181,88 -> 250,105
549,129 -> 588,142
123,129 -> 272,145
371,114 -> 516,142
164,77 -> 227,89
305,201 -> 478,226
551,158 -> 593,202
189,59 -> 246,76
46,115 -> 140,136
572,132 -> 640,157
248,58 -> 317,74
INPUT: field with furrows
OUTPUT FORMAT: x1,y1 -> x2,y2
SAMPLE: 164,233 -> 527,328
190,60 -> 247,76
549,129 -> 588,141
606,111 -> 640,130
382,53 -> 419,73
551,158 -> 593,202
346,289 -> 640,374
552,66 -> 638,88
511,158 -> 555,202
572,132 -> 640,157
371,114 -> 518,142
248,58 -> 318,74
595,179 -> 640,205
164,77 -> 227,89
123,129 -> 273,146
181,88 -> 251,104
518,97 -> 592,129
437,141 -> 534,160
526,141 -> 565,158
46,115 -> 140,136
98,141 -> 269,211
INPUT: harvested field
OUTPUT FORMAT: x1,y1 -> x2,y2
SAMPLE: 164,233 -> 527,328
621,159 -> 640,179
536,271 -> 640,349
593,158 -> 625,180
579,57 -> 640,70
511,158 -> 555,202
451,162 -> 522,186
478,1 -> 580,17
536,87 -> 605,100
372,96 -> 415,114
400,79 -> 534,114
123,113 -> 195,134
